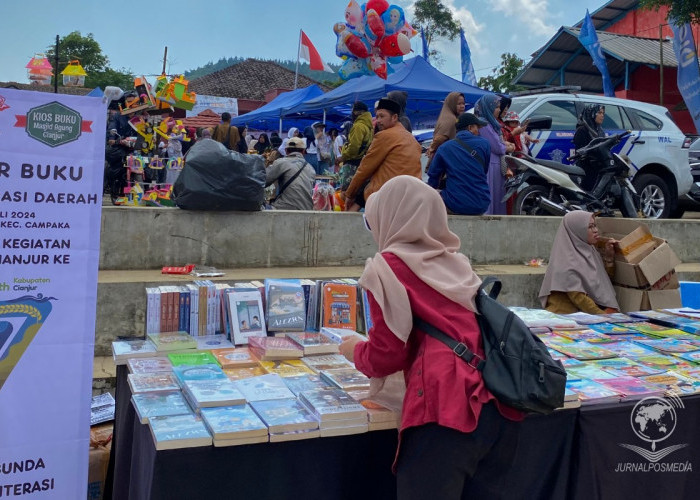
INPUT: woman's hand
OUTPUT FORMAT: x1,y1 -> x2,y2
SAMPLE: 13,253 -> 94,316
339,336 -> 365,363
505,141 -> 515,153
604,238 -> 618,262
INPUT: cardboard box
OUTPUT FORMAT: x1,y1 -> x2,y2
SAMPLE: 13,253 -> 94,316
88,424 -> 113,500
614,285 -> 682,312
596,219 -> 657,264
613,243 -> 681,288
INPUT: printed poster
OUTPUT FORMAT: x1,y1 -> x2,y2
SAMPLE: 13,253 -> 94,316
0,89 -> 105,497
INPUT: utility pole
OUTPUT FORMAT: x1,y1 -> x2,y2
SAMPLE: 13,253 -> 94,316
54,35 -> 59,93
162,47 -> 168,75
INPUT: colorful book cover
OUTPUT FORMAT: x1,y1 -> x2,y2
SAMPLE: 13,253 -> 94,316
361,289 -> 374,334
195,334 -> 234,351
508,307 -> 580,329
597,377 -> 665,401
627,354 -> 684,371
633,338 -> 700,354
167,351 -> 218,366
127,357 -> 173,374
299,388 -> 368,421
183,378 -> 246,407
172,364 -> 227,384
259,359 -> 316,378
286,332 -> 340,355
200,405 -> 268,440
663,308 -> 700,320
550,342 -> 618,360
234,373 -> 296,402
247,336 -> 303,360
552,329 -> 616,344
146,332 -> 197,352
266,279 -> 306,332
602,341 -> 655,357
642,371 -> 700,395
131,392 -> 191,423
566,379 -> 621,404
629,321 -> 679,336
320,367 -> 371,391
149,414 -> 212,450
112,338 -> 158,364
127,372 -> 180,394
320,327 -> 366,344
602,312 -> 644,323
592,358 -> 665,377
345,390 -> 399,424
671,350 -> 700,364
250,398 -> 320,433
282,374 -> 332,395
213,347 -> 259,369
228,290 -> 267,345
562,312 -> 609,325
301,354 -> 354,373
321,282 -> 358,331
566,363 -> 618,381
588,323 -> 638,335
223,366 -> 267,381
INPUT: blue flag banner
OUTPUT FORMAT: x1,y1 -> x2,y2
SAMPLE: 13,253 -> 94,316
460,28 -> 478,86
578,10 -> 615,96
421,28 -> 429,63
671,20 -> 700,133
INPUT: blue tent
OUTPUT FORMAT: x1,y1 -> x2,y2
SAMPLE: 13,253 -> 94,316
231,84 -> 347,131
87,87 -> 103,97
283,56 -> 491,129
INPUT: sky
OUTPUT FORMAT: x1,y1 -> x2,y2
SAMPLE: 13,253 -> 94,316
0,0 -> 609,86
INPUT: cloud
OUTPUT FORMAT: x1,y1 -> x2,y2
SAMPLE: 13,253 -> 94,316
489,0 -> 556,36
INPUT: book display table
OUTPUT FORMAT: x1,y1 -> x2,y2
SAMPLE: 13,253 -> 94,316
106,365 -> 700,500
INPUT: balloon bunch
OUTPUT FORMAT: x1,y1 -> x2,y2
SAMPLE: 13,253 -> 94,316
334,0 -> 417,80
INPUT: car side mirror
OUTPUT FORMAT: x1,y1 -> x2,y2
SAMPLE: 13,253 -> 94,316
526,116 -> 552,131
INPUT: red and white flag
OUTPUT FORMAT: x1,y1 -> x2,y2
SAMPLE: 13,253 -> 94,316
299,30 -> 333,72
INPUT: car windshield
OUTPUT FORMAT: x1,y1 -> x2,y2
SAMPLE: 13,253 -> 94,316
509,97 -> 537,115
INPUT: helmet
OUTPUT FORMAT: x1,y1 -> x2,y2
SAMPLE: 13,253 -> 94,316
502,111 -> 520,123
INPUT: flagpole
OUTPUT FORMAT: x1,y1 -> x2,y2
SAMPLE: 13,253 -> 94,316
294,29 -> 301,90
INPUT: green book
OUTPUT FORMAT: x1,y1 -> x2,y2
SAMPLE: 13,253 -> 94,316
167,351 -> 218,366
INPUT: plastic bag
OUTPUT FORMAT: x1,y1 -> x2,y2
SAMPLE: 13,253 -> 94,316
313,182 -> 336,211
173,139 -> 265,211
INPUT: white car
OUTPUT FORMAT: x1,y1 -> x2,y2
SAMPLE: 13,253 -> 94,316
509,92 -> 693,218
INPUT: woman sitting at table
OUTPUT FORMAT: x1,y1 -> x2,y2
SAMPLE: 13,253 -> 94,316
539,211 -> 619,314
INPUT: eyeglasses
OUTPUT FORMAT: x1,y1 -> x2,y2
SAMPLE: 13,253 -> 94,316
588,223 -> 598,230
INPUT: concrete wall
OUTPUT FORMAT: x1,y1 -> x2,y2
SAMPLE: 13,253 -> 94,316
100,207 -> 700,270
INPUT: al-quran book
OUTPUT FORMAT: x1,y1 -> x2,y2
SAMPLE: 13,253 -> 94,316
149,414 -> 212,450
132,392 -> 191,424
234,373 -> 296,402
200,404 -> 268,441
183,378 -> 246,408
250,398 -> 319,433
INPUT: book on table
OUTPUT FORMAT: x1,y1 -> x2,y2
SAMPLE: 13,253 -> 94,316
182,378 -> 246,408
345,389 -> 399,429
127,357 -> 173,374
223,366 -> 268,381
127,372 -> 180,394
565,363 -> 618,381
148,414 -> 212,450
213,347 -> 259,369
234,373 -> 296,402
132,392 -> 191,424
146,331 -> 198,352
269,428 -> 321,442
195,334 -> 234,350
320,327 -> 366,344
299,388 -> 368,422
552,329 -> 616,344
167,351 -> 219,366
259,359 -> 316,378
601,341 -> 655,357
247,336 -> 303,360
265,279 -> 306,332
227,290 -> 267,345
171,364 -> 227,385
320,281 -> 358,331
596,376 -> 666,401
199,405 -> 269,444
641,371 -> 700,395
320,367 -> 371,392
562,312 -> 609,325
286,332 -> 340,355
633,338 -> 700,354
591,358 -> 666,377
282,374 -> 333,396
249,398 -> 319,434
549,342 -> 618,361
566,379 -> 621,405
91,393 -> 116,426
587,323 -> 639,335
672,350 -> 700,364
628,353 -> 687,371
112,339 -> 158,364
301,354 -> 354,373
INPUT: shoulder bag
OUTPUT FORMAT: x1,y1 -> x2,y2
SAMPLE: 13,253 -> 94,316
413,277 -> 567,415
270,158 -> 307,203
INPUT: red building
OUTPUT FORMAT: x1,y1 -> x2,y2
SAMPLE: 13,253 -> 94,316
514,0 -> 700,133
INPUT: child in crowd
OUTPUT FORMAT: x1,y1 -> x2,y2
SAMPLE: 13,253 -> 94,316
502,111 -> 539,154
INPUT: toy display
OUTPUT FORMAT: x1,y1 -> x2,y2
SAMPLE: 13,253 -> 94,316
26,54 -> 53,85
334,0 -> 416,79
154,74 -> 197,110
60,60 -> 87,87
120,76 -> 157,115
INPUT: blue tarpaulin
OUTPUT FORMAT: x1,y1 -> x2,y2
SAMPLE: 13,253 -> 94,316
282,56 -> 491,129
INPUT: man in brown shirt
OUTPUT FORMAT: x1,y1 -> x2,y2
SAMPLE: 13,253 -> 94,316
211,112 -> 240,150
344,98 -> 421,211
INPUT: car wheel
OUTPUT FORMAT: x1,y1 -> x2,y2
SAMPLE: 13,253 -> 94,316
633,174 -> 672,219
514,184 -> 549,215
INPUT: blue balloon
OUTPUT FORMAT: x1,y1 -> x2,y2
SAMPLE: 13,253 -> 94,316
382,5 -> 405,35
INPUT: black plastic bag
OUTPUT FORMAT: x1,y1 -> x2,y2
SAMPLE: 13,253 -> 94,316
173,139 -> 265,211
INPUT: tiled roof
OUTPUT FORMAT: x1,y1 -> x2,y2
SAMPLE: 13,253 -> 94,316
0,81 -> 94,96
189,59 -> 330,100
180,109 -> 221,129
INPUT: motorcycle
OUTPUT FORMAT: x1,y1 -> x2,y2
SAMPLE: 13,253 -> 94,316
502,131 -> 641,218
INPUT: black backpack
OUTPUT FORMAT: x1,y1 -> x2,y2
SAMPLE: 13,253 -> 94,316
414,277 -> 567,415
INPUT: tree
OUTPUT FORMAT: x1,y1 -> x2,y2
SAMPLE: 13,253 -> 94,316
639,0 -> 700,25
412,0 -> 461,65
478,53 -> 526,93
45,31 -> 133,89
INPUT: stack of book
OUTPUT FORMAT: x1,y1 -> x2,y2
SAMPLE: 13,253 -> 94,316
112,338 -> 157,365
259,359 -> 315,378
182,378 -> 246,408
234,374 -> 296,402
248,336 -> 303,360
148,414 -> 212,450
132,392 -> 191,424
286,332 -> 340,355
346,390 -> 399,430
250,399 -> 320,442
299,388 -> 368,437
320,367 -> 371,392
200,405 -> 269,447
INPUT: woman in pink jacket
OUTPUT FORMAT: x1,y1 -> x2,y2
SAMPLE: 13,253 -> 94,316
340,175 -> 522,500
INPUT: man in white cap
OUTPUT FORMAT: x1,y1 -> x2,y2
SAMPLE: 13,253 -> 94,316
265,137 -> 316,210
343,97 -> 421,211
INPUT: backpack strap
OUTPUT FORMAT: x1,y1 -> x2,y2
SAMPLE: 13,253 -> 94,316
454,137 -> 488,173
413,317 -> 485,371
272,158 -> 307,202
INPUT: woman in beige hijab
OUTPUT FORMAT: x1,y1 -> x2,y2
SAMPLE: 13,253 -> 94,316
539,211 -> 619,314
339,175 -> 522,499
426,92 -> 465,165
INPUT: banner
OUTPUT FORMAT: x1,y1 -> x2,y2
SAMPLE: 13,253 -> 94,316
460,28 -> 478,86
186,94 -> 239,118
0,89 -> 105,498
579,10 -> 615,97
671,20 -> 700,134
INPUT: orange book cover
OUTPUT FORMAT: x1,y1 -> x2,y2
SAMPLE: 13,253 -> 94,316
321,282 -> 357,330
